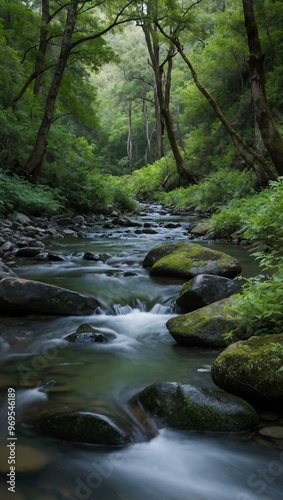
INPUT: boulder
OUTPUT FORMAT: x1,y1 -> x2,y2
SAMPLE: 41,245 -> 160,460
0,277 -> 100,316
143,242 -> 241,279
36,411 -> 131,445
176,274 -> 241,313
167,297 -> 245,347
0,261 -> 17,280
137,382 -> 258,432
15,247 -> 43,258
190,220 -> 216,236
211,333 -> 283,408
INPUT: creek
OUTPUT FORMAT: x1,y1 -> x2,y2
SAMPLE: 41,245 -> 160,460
0,204 -> 282,500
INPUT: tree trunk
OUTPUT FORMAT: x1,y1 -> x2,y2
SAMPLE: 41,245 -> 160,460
156,22 -> 276,186
127,101 -> 133,170
33,0 -> 50,96
24,0 -> 78,181
242,0 -> 283,177
142,23 -> 189,182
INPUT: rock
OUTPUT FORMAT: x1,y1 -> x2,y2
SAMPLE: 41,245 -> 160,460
0,444 -> 50,473
0,241 -> 14,252
0,261 -> 17,280
211,333 -> 283,408
190,221 -> 216,236
83,252 -> 101,261
142,228 -> 158,234
34,252 -> 49,261
36,411 -> 130,445
13,212 -> 32,225
15,247 -> 43,258
143,242 -> 242,279
136,382 -> 259,432
258,426 -> 283,439
176,274 -> 241,313
164,223 -> 180,229
167,297 -> 245,347
65,323 -> 108,343
56,217 -> 73,226
0,277 -> 100,316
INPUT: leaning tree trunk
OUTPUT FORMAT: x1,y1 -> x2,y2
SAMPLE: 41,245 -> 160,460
24,0 -> 78,181
156,22 -> 276,186
242,0 -> 283,177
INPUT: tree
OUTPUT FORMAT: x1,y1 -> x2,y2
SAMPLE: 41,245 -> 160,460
153,0 -> 277,185
140,2 -> 193,183
242,0 -> 283,177
13,0 -> 139,181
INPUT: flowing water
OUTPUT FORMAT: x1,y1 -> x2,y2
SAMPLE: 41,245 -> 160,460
0,205 -> 282,500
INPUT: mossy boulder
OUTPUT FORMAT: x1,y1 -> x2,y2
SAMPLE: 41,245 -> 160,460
211,334 -> 283,408
0,277 -> 100,316
176,274 -> 241,313
190,220 -> 216,236
143,242 -> 241,279
137,382 -> 258,432
167,297 -> 246,348
36,411 -> 131,445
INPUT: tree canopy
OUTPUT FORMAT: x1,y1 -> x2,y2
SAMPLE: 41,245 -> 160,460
0,0 -> 283,213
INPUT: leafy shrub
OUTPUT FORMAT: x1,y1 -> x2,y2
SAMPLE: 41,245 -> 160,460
0,171 -> 62,216
156,167 -> 254,213
212,178 -> 283,241
230,252 -> 283,337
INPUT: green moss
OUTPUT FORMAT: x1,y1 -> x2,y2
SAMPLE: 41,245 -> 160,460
138,382 -> 258,432
211,334 -> 283,406
146,242 -> 241,279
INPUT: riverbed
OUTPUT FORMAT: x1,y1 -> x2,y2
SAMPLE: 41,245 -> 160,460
0,204 -> 282,500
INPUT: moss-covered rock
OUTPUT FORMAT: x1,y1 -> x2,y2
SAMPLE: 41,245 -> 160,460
167,298 -> 245,348
176,274 -> 241,313
137,382 -> 258,432
190,220 -> 216,236
211,334 -> 283,408
36,411 -> 131,445
143,242 -> 241,279
0,277 -> 100,316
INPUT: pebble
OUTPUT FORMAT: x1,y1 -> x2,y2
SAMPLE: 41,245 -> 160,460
258,426 -> 283,439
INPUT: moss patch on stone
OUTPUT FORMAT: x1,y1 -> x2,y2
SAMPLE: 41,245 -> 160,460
167,298 -> 244,347
143,242 -> 241,279
137,382 -> 259,432
36,411 -> 131,445
211,333 -> 283,408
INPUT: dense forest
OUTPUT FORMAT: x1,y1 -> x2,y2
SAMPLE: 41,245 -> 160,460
0,0 -> 282,213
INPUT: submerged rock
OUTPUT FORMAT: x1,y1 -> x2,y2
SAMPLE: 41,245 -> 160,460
0,277 -> 100,316
143,241 -> 241,279
0,444 -> 51,473
65,323 -> 108,343
36,411 -> 131,445
167,297 -> 245,348
211,333 -> 283,408
176,273 -> 241,312
137,382 -> 258,432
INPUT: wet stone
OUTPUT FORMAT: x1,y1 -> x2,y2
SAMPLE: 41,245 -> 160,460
258,426 -> 283,439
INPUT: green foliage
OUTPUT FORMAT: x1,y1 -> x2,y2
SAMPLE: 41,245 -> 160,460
230,252 -> 283,337
212,178 -> 283,241
157,167 -> 254,212
0,172 -> 62,217
115,156 -> 179,199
